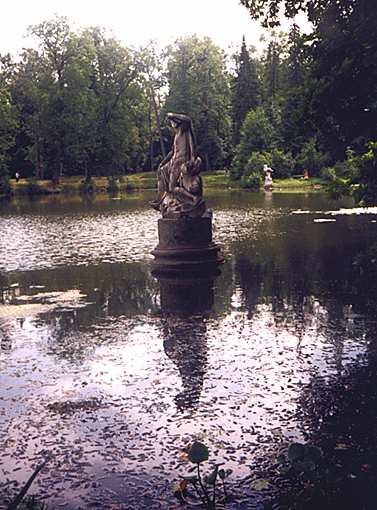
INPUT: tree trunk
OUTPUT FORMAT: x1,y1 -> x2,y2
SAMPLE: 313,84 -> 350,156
205,153 -> 210,171
151,92 -> 166,158
149,98 -> 154,171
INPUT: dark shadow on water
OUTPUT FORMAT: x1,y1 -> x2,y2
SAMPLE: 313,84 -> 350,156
285,353 -> 377,510
273,243 -> 377,510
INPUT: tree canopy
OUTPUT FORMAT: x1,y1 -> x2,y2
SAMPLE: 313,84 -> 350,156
0,8 -> 376,203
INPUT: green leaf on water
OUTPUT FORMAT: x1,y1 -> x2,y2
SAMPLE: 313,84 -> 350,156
288,442 -> 306,462
173,482 -> 182,498
182,475 -> 199,483
206,466 -> 218,485
306,445 -> 323,462
250,478 -> 271,491
293,459 -> 316,473
188,441 -> 209,464
218,468 -> 232,480
335,442 -> 349,450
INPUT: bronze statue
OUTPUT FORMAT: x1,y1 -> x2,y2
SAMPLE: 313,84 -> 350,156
150,113 -> 206,218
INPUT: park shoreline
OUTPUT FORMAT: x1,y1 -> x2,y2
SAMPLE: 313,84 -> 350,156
1,172 -> 325,199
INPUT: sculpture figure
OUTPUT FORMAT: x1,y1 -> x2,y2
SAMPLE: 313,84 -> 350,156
150,113 -> 206,218
263,163 -> 274,190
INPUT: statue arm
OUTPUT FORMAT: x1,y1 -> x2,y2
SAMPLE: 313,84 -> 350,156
167,112 -> 191,125
159,150 -> 173,167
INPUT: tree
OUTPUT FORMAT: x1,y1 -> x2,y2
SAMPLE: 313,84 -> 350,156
296,137 -> 328,175
241,0 -> 377,158
231,36 -> 260,144
139,41 -> 167,171
16,20 -> 149,181
307,0 -> 377,159
232,106 -> 276,178
355,142 -> 377,206
280,23 -> 311,153
258,31 -> 288,149
27,16 -> 75,183
241,0 -> 377,203
11,48 -> 51,179
263,34 -> 285,104
239,0 -> 328,27
0,54 -> 18,193
165,36 -> 231,170
81,27 -> 148,176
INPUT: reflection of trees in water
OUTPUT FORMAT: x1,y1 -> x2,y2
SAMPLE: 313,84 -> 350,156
230,226 -> 377,508
292,332 -> 377,510
162,315 -> 208,412
232,235 -> 377,370
16,262 -> 158,321
89,264 -> 159,318
0,322 -> 12,351
294,243 -> 377,439
11,263 -> 159,363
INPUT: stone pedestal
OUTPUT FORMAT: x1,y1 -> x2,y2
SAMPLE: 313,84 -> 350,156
158,275 -> 215,314
151,216 -> 223,275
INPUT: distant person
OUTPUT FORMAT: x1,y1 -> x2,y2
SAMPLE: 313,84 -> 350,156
303,169 -> 309,179
15,172 -> 20,183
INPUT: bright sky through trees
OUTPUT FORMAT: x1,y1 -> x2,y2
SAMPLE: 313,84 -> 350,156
0,0 -> 309,56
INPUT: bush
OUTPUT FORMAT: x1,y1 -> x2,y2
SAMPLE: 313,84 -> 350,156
232,107 -> 276,178
327,177 -> 351,199
229,161 -> 242,180
354,141 -> 377,205
297,138 -> 328,176
26,178 -> 45,196
327,142 -> 377,205
244,151 -> 272,177
0,176 -> 11,196
320,166 -> 336,182
79,178 -> 96,194
106,175 -> 120,193
240,172 -> 262,190
270,149 -> 295,178
120,179 -> 136,192
333,160 -> 350,177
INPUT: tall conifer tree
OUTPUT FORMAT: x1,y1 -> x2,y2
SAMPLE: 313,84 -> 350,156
231,36 -> 260,144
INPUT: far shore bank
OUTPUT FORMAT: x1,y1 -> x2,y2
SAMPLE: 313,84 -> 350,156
1,171 -> 325,199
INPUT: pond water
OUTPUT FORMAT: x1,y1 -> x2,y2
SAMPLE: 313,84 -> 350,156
1,191 -> 377,509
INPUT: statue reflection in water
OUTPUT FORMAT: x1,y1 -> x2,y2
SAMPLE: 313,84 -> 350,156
163,316 -> 208,411
157,274 -> 217,412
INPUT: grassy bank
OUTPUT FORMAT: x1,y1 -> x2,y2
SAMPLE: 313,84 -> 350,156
273,177 -> 324,190
8,173 -> 157,196
4,171 -> 325,198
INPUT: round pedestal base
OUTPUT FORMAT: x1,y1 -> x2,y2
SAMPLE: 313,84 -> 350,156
151,217 -> 223,275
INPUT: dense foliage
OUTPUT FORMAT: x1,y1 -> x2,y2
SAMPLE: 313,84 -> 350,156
240,0 -> 377,202
164,36 -> 231,170
0,5 -> 376,203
